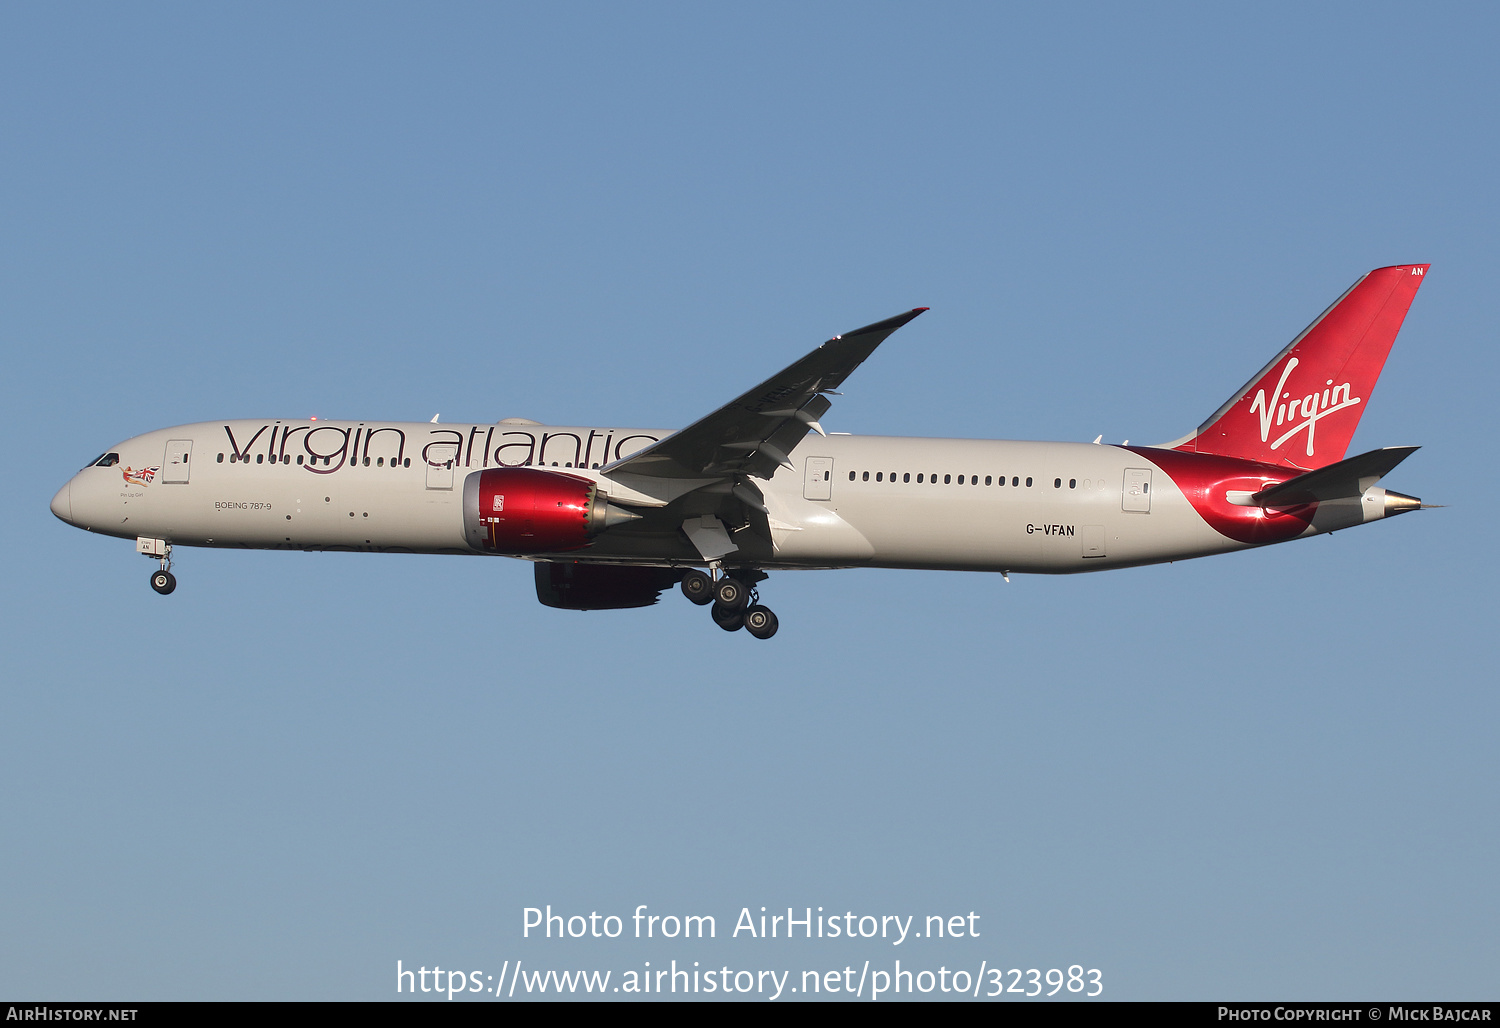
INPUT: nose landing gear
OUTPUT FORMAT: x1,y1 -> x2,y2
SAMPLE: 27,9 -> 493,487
139,538 -> 176,595
688,567 -> 777,639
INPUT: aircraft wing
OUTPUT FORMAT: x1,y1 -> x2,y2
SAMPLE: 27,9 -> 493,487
602,308 -> 927,481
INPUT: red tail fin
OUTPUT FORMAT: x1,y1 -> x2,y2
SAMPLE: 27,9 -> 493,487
1174,265 -> 1428,470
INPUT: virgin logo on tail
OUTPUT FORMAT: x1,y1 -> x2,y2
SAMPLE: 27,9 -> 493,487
1247,357 -> 1361,458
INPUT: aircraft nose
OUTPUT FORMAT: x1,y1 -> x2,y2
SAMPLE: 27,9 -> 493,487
50,480 -> 73,524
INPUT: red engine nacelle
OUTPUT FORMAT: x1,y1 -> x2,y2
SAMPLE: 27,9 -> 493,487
462,468 -> 639,554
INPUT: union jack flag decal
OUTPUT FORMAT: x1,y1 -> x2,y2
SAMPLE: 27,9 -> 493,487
122,465 -> 159,487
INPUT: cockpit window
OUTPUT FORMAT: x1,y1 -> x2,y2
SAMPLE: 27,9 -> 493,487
88,452 -> 120,468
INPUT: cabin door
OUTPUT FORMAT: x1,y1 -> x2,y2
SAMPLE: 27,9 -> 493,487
1122,468 -> 1152,512
803,457 -> 833,500
426,444 -> 459,490
162,440 -> 193,484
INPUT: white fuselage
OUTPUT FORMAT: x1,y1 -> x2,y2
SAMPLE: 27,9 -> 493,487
53,418 -> 1369,576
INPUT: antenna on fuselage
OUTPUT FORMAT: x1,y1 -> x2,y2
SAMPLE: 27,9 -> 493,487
430,414 -> 440,423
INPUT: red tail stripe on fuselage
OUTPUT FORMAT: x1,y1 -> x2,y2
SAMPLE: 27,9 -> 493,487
1124,446 -> 1314,544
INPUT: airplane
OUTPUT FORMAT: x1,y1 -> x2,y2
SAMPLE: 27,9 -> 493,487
51,264 -> 1433,640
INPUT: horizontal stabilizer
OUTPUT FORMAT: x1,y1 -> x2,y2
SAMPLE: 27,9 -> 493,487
1251,446 -> 1419,506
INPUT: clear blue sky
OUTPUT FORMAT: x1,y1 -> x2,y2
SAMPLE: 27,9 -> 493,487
3,3 -> 1495,1001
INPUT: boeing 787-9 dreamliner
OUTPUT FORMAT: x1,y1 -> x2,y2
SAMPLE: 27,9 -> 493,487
52,265 -> 1432,639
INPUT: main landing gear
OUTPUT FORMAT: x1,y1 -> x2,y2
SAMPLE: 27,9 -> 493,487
680,568 -> 778,640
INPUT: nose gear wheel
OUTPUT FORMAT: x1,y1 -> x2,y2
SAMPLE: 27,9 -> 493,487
145,543 -> 176,595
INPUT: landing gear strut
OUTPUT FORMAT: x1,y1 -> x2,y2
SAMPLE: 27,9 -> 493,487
688,567 -> 776,639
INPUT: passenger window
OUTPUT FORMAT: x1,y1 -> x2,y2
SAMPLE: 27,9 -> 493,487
1069,479 -> 1076,489
1012,476 -> 1019,486
217,453 -> 224,463
364,457 -> 371,467
916,474 -> 923,483
377,457 -> 384,467
297,455 -> 304,465
849,471 -> 856,481
944,474 -> 951,484
903,473 -> 910,483
862,471 -> 869,481
876,472 -> 882,482
256,454 -> 264,464
403,458 -> 411,468
1025,477 -> 1032,487
1054,478 -> 1061,488
985,475 -> 991,485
